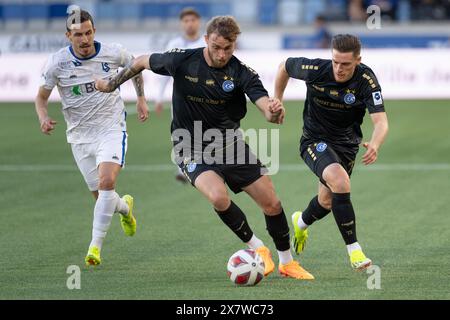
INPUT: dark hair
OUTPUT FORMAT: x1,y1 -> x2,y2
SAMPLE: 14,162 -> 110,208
206,16 -> 241,42
179,7 -> 201,20
66,9 -> 94,32
332,34 -> 361,57
315,15 -> 326,23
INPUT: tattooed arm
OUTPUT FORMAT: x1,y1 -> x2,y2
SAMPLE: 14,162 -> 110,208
96,54 -> 150,93
131,72 -> 145,97
132,71 -> 149,122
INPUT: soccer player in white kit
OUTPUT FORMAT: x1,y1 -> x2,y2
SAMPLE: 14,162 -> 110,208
34,10 -> 149,266
154,7 -> 205,183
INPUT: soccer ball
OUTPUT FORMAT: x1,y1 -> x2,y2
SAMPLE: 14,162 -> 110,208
227,249 -> 265,286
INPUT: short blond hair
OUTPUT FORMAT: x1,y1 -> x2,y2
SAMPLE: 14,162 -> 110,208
206,16 -> 241,42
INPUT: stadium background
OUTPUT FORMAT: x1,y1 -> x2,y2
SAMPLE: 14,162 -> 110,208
0,0 -> 449,299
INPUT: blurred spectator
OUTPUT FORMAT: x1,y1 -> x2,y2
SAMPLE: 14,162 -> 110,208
348,0 -> 400,22
348,0 -> 368,22
365,0 -> 399,21
311,15 -> 332,48
411,0 -> 450,20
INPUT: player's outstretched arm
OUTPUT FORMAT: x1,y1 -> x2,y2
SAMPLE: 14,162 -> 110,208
96,54 -> 151,93
362,112 -> 389,165
255,96 -> 285,124
35,86 -> 57,135
274,60 -> 290,101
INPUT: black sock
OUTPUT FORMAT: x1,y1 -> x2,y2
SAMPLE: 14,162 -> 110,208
215,201 -> 253,243
264,208 -> 291,251
332,193 -> 357,245
302,195 -> 331,226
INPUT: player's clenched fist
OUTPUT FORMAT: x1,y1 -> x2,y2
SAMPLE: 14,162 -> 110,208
40,117 -> 57,135
95,79 -> 113,93
268,97 -> 285,124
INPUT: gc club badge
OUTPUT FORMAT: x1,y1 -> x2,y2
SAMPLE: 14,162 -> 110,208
222,80 -> 235,92
344,93 -> 356,104
316,142 -> 328,152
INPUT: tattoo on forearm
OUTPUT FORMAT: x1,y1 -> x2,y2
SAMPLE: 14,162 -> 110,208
107,62 -> 143,91
132,73 -> 145,97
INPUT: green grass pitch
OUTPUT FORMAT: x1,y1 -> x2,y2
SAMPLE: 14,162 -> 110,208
0,100 -> 449,299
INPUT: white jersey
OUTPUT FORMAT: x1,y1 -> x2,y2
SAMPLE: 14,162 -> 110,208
156,35 -> 206,103
40,41 -> 133,144
165,35 -> 205,51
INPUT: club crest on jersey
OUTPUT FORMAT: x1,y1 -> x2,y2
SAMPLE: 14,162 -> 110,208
344,93 -> 356,104
102,62 -> 110,72
186,161 -> 197,173
316,142 -> 327,152
222,80 -> 235,92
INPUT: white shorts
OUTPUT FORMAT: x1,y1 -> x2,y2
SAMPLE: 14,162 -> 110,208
71,131 -> 128,191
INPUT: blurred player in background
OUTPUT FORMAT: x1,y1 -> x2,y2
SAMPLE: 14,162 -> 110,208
96,16 -> 315,280
154,7 -> 206,183
154,7 -> 205,114
275,34 -> 389,271
34,9 -> 149,266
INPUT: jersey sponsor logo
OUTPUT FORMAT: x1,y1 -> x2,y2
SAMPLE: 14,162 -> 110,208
72,85 -> 82,96
58,61 -> 73,68
185,75 -> 199,83
71,82 -> 96,96
222,80 -> 235,92
102,62 -> 110,72
330,90 -> 339,97
372,91 -> 383,105
344,93 -> 356,104
316,142 -> 328,152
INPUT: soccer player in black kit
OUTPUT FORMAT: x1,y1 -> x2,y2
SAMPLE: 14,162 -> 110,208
275,34 -> 389,271
96,16 -> 314,280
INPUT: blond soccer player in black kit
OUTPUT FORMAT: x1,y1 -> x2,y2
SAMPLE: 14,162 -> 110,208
275,34 -> 389,271
96,16 -> 314,280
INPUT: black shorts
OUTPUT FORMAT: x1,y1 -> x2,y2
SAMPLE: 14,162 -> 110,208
300,136 -> 358,185
178,143 -> 267,194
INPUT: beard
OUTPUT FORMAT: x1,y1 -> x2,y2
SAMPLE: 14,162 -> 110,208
207,47 -> 227,68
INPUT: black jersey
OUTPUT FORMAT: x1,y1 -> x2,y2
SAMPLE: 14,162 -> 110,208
150,48 -> 268,152
286,57 -> 385,148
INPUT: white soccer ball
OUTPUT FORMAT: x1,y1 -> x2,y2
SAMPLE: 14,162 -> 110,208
227,249 -> 265,286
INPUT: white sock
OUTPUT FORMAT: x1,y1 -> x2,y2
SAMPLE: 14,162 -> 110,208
246,234 -> 264,250
297,214 -> 309,230
90,190 -> 119,249
346,242 -> 362,255
278,249 -> 293,265
115,195 -> 129,216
